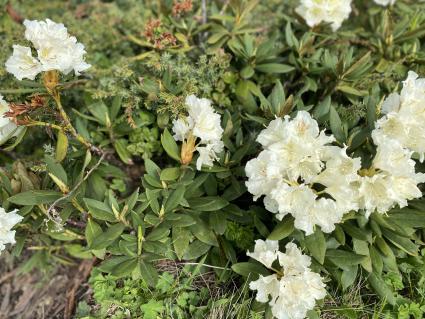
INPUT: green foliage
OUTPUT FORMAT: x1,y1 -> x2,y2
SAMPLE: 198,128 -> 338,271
225,221 -> 255,252
3,0 -> 425,317
75,266 -> 261,319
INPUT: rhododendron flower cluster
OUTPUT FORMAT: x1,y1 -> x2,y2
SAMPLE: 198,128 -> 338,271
172,95 -> 224,170
295,0 -> 352,31
248,240 -> 326,319
0,207 -> 23,253
358,71 -> 425,216
372,71 -> 425,162
245,111 -> 358,234
357,140 -> 425,217
0,95 -> 18,143
246,72 -> 425,235
6,19 -> 90,80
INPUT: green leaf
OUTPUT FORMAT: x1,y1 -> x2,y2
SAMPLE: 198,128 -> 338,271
110,257 -> 138,277
44,155 -> 67,184
183,240 -> 210,259
381,228 -> 418,256
326,249 -> 367,270
334,225 -> 346,245
240,65 -> 255,79
268,216 -> 294,240
185,173 -> 209,198
119,239 -> 137,257
187,196 -> 229,212
161,129 -> 180,161
337,85 -> 368,96
370,246 -> 383,275
83,198 -> 116,222
235,80 -> 257,113
209,212 -> 227,235
114,139 -> 133,164
189,219 -> 218,246
85,218 -> 102,247
8,190 -> 61,205
65,244 -> 92,259
342,223 -> 370,242
144,174 -> 163,188
232,262 -> 269,278
313,96 -> 331,121
144,158 -> 161,177
164,185 -> 186,213
173,227 -> 192,260
140,260 -> 159,287
160,167 -> 181,181
329,106 -> 346,142
55,130 -> 68,162
146,224 -> 170,241
368,272 -> 396,305
307,310 -> 320,319
343,51 -> 372,80
87,100 -> 109,125
110,95 -> 123,120
146,189 -> 160,214
269,81 -> 285,114
255,63 -> 295,74
305,229 -> 326,264
366,84 -> 379,130
353,239 -> 372,272
97,256 -> 133,273
388,208 -> 425,228
126,189 -> 140,212
140,299 -> 164,319
341,266 -> 358,291
169,214 -> 196,227
285,22 -> 299,48
254,216 -> 269,238
90,223 -> 125,250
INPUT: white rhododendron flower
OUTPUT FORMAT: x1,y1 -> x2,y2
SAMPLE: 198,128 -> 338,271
245,111 -> 357,234
246,71 -> 425,229
172,117 -> 194,142
6,19 -> 90,80
373,71 -> 425,161
172,95 -> 224,170
0,95 -> 19,143
0,207 -> 23,253
357,71 -> 425,216
296,0 -> 352,31
185,95 -> 223,142
196,140 -> 224,170
257,113 -> 335,183
247,239 -> 279,268
5,45 -> 43,80
358,139 -> 425,217
245,150 -> 281,200
248,241 -> 326,319
249,274 -> 280,303
314,146 -> 361,212
374,0 -> 396,6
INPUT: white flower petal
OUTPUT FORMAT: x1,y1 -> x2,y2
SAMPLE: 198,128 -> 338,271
0,208 -> 23,253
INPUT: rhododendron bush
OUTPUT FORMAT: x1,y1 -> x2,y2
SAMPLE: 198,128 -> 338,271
2,0 -> 425,318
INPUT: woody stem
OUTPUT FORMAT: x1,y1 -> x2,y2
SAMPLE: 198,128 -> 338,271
41,71 -> 101,154
51,93 -> 92,149
25,120 -> 65,132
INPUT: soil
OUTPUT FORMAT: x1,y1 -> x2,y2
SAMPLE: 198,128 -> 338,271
0,252 -> 94,319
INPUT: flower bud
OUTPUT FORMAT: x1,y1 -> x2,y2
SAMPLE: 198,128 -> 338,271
43,70 -> 59,94
180,134 -> 196,165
